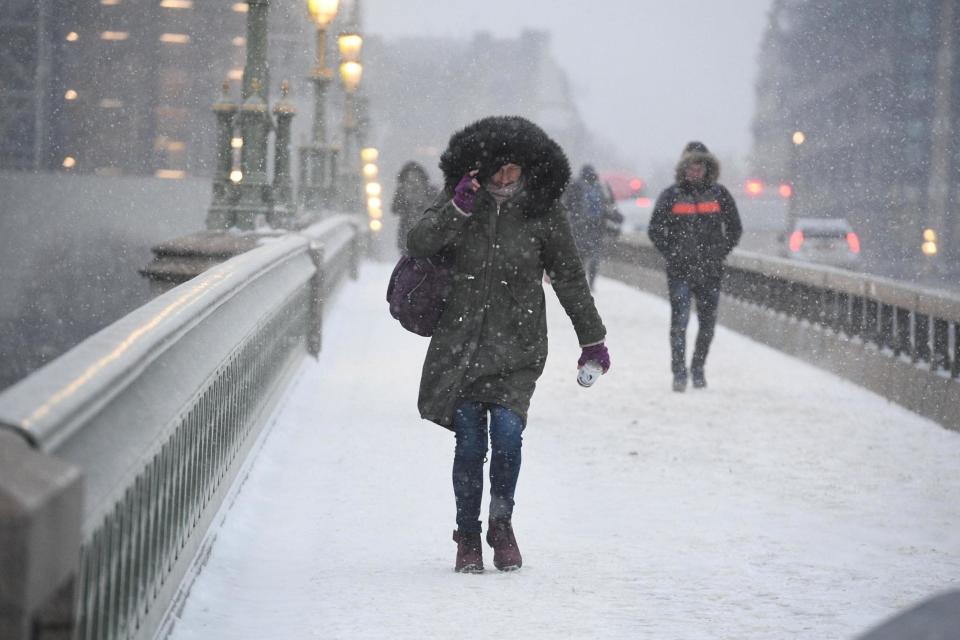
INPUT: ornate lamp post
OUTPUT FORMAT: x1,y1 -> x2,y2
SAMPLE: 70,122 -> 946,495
232,0 -> 275,229
299,0 -> 340,212
271,81 -> 297,227
206,82 -> 238,230
338,30 -> 363,211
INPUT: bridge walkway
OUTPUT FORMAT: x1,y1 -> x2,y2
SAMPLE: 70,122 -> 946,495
164,262 -> 960,640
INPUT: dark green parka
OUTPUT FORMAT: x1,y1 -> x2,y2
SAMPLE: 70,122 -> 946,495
407,116 -> 606,429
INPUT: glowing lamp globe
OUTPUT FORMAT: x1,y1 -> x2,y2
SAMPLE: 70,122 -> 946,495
338,32 -> 363,63
307,0 -> 339,27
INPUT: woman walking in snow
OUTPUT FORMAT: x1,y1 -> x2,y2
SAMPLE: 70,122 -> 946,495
407,116 -> 610,573
391,161 -> 438,255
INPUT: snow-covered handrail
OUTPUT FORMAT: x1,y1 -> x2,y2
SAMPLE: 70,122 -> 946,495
0,217 -> 364,640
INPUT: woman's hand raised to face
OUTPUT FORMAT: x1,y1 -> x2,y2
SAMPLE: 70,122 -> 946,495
452,170 -> 481,214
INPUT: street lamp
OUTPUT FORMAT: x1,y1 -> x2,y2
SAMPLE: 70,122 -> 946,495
300,0 -> 340,212
307,0 -> 339,26
787,130 -> 806,229
337,31 -> 362,63
338,29 -> 364,211
339,61 -> 363,93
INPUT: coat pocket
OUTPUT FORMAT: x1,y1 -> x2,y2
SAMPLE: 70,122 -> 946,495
502,281 -> 544,350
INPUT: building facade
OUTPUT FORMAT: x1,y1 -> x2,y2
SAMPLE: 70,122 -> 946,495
0,0 -> 313,179
364,29 -> 620,196
751,0 -> 959,275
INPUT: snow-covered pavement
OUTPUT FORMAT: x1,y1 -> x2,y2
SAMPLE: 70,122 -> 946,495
165,262 -> 960,640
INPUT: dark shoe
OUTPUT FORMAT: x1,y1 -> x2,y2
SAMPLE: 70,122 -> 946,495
486,518 -> 523,571
672,372 -> 687,392
691,368 -> 706,389
453,529 -> 484,573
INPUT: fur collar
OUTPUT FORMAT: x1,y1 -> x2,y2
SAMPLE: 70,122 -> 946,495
439,116 -> 571,217
674,150 -> 721,186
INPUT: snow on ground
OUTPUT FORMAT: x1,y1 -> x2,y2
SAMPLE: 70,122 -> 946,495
165,262 -> 960,640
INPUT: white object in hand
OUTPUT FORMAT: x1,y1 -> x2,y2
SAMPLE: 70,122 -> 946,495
577,361 -> 603,387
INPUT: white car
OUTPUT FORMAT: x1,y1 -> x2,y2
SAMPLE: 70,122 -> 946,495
781,217 -> 861,267
615,196 -> 654,234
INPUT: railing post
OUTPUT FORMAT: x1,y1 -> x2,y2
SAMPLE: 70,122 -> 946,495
932,318 -> 949,372
865,299 -> 880,347
350,225 -> 361,281
0,431 -> 83,640
850,295 -> 865,340
895,308 -> 911,358
952,322 -> 960,379
914,313 -> 931,364
308,241 -> 326,357
879,303 -> 894,351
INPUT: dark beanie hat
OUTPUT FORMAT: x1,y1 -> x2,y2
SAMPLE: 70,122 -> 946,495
684,141 -> 709,154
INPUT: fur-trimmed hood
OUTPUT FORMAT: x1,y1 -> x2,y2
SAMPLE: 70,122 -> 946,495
439,116 -> 571,216
674,149 -> 721,186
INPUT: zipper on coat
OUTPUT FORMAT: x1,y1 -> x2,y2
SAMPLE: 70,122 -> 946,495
442,201 -> 502,423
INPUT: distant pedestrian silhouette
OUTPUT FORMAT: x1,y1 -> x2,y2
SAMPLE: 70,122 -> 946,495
391,161 -> 438,255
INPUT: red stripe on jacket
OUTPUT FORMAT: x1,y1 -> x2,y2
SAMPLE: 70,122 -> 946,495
671,201 -> 720,215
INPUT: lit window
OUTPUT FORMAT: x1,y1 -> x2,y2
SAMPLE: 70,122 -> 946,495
160,0 -> 193,7
65,31 -> 79,42
228,68 -> 243,80
232,36 -> 246,47
156,169 -> 186,179
232,2 -> 248,12
166,141 -> 186,152
99,98 -> 124,108
64,89 -> 78,100
100,31 -> 129,41
160,33 -> 190,44
231,137 -> 243,149
62,156 -> 77,169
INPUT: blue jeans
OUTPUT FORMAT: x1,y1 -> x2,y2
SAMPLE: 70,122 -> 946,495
668,276 -> 720,375
452,401 -> 524,534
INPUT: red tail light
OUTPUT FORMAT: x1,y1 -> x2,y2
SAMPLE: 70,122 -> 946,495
778,183 -> 793,198
745,179 -> 764,196
789,230 -> 804,252
847,232 -> 860,254
635,197 -> 652,207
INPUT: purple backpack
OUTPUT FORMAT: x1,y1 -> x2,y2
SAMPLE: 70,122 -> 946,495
386,254 -> 453,337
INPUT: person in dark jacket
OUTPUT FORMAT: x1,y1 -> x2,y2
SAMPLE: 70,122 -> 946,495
564,164 -> 624,289
648,141 -> 742,392
407,116 -> 610,574
391,161 -> 439,255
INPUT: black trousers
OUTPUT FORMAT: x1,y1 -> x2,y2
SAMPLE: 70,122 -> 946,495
668,275 -> 720,375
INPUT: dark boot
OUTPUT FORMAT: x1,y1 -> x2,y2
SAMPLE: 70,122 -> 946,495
452,529 -> 484,573
486,518 -> 522,571
672,371 -> 688,392
691,367 -> 706,389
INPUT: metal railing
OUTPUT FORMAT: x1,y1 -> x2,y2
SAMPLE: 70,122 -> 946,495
605,235 -> 960,430
0,215 -> 363,640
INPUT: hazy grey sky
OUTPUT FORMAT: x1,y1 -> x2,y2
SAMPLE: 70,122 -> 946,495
365,0 -> 773,174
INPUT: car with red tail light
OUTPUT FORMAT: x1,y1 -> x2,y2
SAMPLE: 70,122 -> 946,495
780,217 -> 861,268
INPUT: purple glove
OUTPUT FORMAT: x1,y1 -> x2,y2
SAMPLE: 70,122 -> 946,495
452,172 -> 480,213
578,343 -> 610,373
